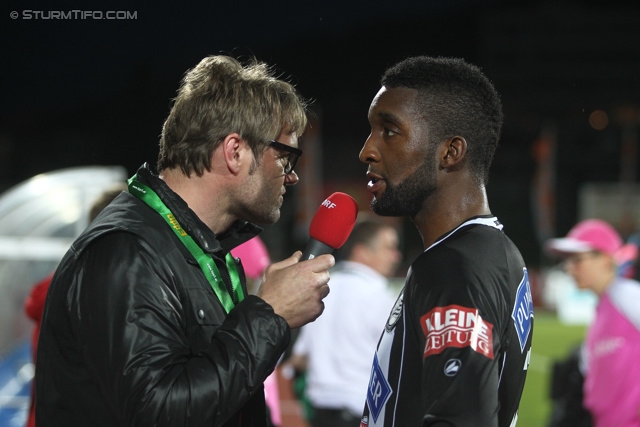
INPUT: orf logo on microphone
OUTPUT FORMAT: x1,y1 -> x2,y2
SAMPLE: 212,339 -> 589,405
307,192 -> 359,251
321,198 -> 337,209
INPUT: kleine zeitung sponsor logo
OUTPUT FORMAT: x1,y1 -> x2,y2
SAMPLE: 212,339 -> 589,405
420,304 -> 494,359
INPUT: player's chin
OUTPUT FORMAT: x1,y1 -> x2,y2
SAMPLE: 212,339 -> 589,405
371,199 -> 400,217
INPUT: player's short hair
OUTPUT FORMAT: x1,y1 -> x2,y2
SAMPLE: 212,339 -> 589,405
381,56 -> 503,184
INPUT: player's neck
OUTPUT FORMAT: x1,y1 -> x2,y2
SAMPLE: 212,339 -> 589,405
413,186 -> 491,249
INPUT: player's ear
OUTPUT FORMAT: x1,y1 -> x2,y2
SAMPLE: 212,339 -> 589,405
440,136 -> 467,171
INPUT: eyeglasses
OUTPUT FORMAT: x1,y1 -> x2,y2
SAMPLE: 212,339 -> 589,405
268,140 -> 303,174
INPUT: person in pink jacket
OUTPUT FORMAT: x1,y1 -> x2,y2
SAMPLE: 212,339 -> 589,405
231,236 -> 282,427
546,219 -> 640,427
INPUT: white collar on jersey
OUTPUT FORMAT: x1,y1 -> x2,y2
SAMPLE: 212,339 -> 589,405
425,216 -> 503,252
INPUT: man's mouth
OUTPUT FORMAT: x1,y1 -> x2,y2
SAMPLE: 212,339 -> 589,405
366,171 -> 385,192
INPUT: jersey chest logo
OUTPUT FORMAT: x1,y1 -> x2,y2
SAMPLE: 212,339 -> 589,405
511,268 -> 534,353
385,291 -> 403,332
420,305 -> 494,359
366,353 -> 392,423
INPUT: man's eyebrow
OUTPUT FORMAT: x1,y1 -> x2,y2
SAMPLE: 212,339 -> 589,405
376,111 -> 403,126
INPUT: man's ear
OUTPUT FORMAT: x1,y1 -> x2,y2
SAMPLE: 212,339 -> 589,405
440,136 -> 467,171
221,133 -> 251,174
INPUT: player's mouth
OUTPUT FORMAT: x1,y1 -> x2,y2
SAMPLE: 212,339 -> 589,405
366,171 -> 386,194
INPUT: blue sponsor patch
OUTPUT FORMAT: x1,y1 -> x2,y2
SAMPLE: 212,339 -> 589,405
511,268 -> 534,352
367,353 -> 392,423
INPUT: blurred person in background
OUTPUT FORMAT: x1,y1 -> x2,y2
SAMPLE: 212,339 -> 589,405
34,55 -> 334,427
24,182 -> 127,427
287,217 -> 401,427
546,218 -> 640,427
230,236 -> 281,427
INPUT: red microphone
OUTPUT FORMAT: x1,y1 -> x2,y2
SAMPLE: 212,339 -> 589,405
301,192 -> 359,260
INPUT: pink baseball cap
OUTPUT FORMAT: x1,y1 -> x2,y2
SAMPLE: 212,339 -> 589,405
231,236 -> 271,279
545,219 -> 622,257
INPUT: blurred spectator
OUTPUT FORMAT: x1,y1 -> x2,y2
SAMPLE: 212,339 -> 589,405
546,218 -> 640,427
547,344 -> 593,427
230,236 -> 281,427
23,183 -> 127,427
231,235 -> 271,295
288,217 -> 401,427
622,231 -> 640,279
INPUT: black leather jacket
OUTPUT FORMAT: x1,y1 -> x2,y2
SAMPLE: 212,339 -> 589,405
35,164 -> 290,426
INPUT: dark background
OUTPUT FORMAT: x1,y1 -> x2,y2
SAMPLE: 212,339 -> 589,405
2,0 -> 640,270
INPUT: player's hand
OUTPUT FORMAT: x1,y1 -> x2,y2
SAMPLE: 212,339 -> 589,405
257,251 -> 334,329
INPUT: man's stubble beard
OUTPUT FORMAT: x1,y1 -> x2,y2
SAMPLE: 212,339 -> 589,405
372,152 -> 437,218
235,158 -> 282,226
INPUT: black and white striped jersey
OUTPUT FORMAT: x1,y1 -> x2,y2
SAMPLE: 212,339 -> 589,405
361,216 -> 534,427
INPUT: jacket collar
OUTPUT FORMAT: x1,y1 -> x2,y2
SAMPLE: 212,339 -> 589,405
135,163 -> 262,255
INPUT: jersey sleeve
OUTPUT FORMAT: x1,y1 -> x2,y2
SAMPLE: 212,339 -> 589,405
407,246 -> 509,427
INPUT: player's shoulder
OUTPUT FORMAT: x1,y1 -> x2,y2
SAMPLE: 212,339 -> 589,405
413,223 -> 504,269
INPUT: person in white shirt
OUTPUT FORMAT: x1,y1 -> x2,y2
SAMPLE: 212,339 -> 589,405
288,217 -> 401,427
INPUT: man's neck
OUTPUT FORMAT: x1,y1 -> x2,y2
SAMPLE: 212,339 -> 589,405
160,168 -> 235,235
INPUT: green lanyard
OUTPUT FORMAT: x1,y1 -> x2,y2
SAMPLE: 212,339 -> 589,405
127,174 -> 244,313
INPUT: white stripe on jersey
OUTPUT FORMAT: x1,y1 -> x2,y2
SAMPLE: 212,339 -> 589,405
426,217 -> 503,252
391,304 -> 407,427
